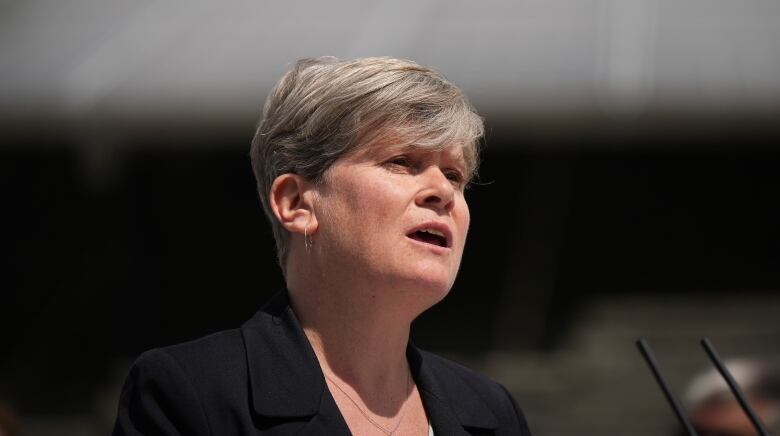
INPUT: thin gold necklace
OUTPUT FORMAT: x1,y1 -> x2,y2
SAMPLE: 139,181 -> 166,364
324,370 -> 411,436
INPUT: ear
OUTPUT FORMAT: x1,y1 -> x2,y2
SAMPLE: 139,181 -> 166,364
269,173 -> 318,235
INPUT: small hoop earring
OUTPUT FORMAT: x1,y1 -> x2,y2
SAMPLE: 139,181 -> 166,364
304,224 -> 312,253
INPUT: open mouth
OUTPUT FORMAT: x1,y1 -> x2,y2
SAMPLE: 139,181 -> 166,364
407,229 -> 448,248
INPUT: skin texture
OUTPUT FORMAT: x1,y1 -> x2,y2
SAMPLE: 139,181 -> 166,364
314,142 -> 470,313
269,140 -> 471,435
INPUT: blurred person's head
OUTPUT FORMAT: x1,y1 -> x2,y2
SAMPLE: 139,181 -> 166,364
683,358 -> 780,436
250,56 -> 483,275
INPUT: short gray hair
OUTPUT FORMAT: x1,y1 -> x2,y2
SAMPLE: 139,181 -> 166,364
250,56 -> 484,273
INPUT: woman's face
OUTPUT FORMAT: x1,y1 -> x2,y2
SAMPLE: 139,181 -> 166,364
312,140 -> 471,307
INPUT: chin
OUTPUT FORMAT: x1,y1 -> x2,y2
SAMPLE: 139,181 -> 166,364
418,260 -> 459,288
397,268 -> 456,308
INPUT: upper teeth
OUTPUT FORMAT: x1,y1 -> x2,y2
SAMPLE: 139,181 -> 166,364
421,229 -> 445,238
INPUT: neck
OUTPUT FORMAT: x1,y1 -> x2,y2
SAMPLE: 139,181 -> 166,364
283,245 -> 430,433
289,281 -> 412,392
284,239 -> 433,398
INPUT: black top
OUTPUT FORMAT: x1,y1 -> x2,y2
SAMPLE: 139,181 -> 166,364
113,291 -> 533,435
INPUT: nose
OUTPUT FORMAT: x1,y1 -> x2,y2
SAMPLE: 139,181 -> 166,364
415,166 -> 455,212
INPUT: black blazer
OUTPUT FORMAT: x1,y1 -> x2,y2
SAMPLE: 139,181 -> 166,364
113,291 -> 533,435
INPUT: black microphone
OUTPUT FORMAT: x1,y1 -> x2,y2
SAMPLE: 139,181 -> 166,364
700,337 -> 771,436
636,338 -> 698,436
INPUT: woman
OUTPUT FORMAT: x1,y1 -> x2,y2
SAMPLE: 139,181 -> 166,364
113,57 -> 532,436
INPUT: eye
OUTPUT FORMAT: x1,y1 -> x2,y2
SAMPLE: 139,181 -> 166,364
389,155 -> 410,166
444,169 -> 466,187
384,155 -> 412,169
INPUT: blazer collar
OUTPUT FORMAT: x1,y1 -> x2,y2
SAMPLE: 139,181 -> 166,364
408,344 -> 499,432
241,290 -> 326,418
241,290 -> 498,432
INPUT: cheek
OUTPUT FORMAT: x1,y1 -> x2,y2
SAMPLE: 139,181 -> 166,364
319,175 -> 397,243
457,199 -> 471,241
350,179 -> 409,224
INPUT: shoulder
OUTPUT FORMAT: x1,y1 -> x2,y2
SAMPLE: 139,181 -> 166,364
145,329 -> 246,374
419,349 -> 507,399
416,349 -> 533,435
420,351 -> 517,406
113,329 -> 250,436
132,328 -> 249,400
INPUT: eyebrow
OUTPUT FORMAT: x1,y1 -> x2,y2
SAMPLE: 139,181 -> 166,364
373,141 -> 469,170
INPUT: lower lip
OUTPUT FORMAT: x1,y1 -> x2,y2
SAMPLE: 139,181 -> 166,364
406,236 -> 451,255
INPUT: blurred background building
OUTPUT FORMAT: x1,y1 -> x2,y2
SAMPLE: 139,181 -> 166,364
2,0 -> 779,435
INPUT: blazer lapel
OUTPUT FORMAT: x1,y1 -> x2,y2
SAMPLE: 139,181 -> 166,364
241,291 -> 351,435
294,390 -> 353,436
418,390 -> 473,436
409,343 -> 499,436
